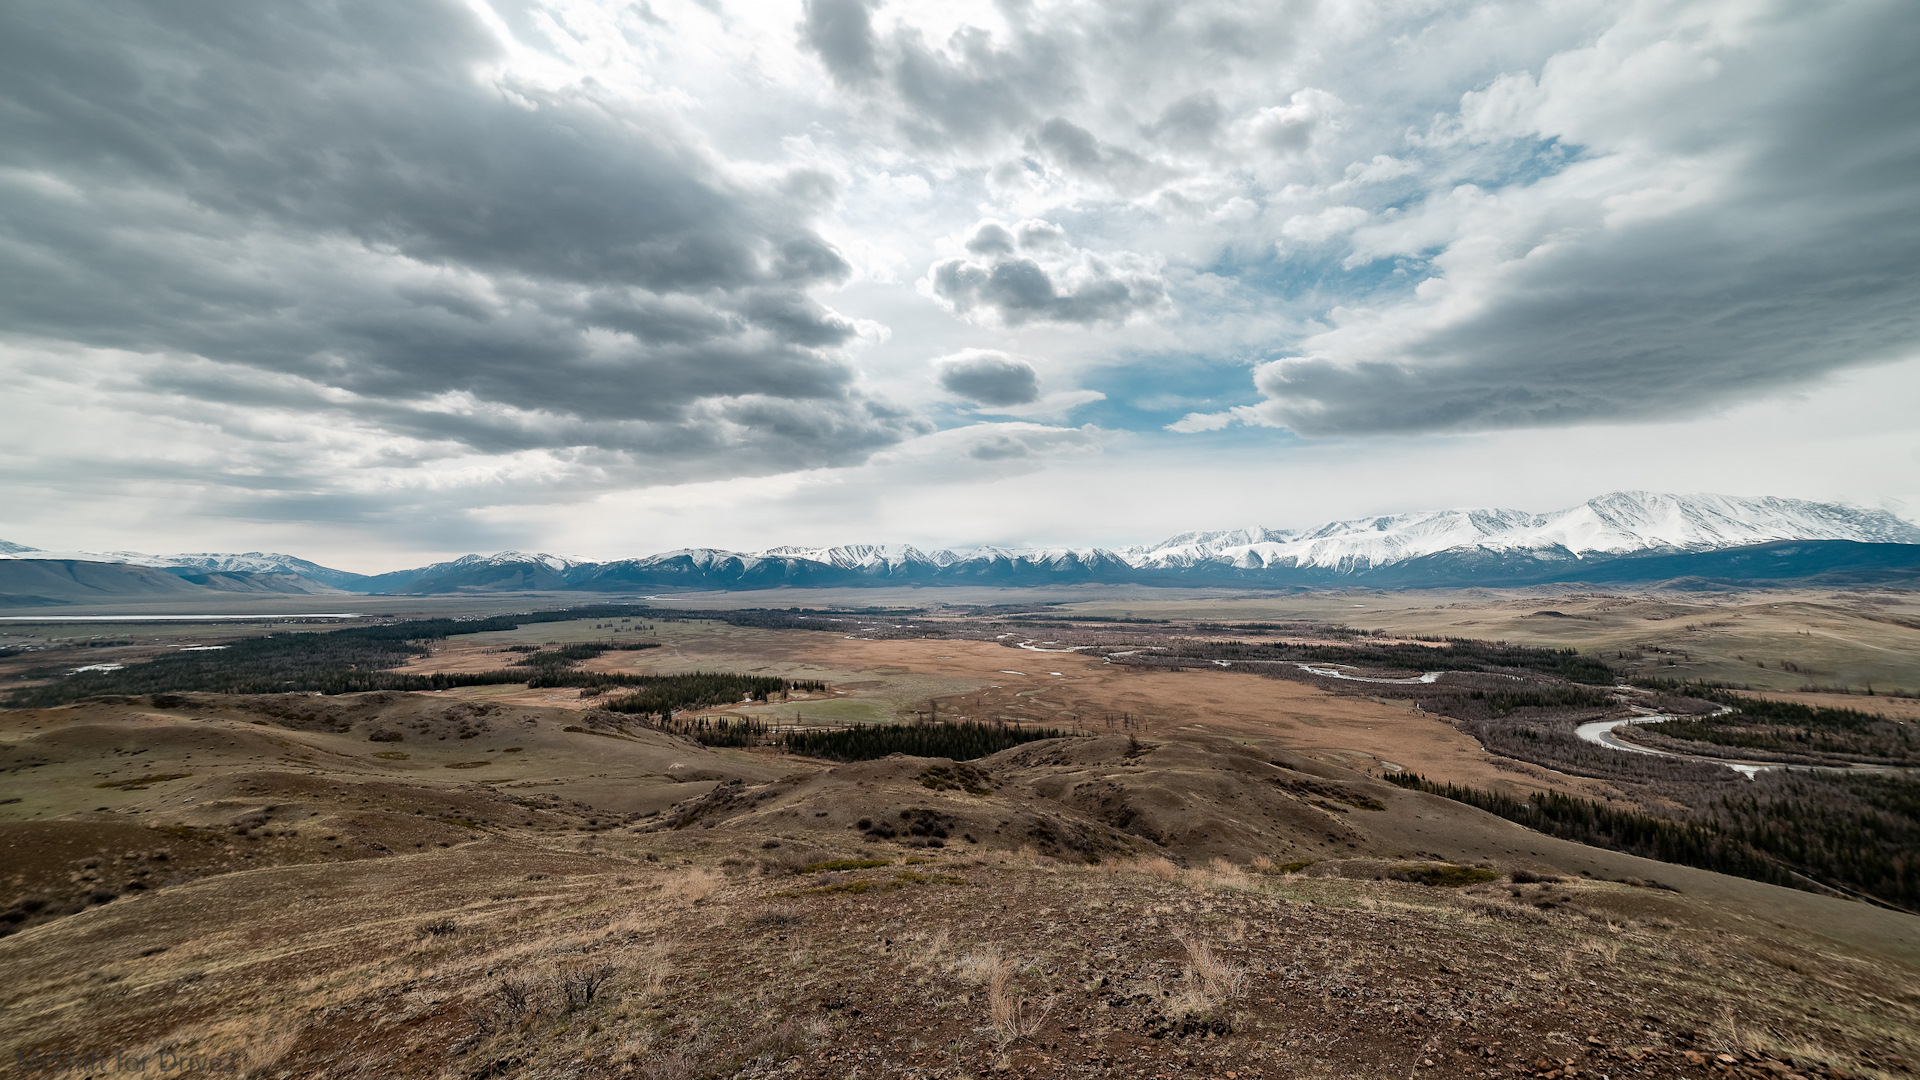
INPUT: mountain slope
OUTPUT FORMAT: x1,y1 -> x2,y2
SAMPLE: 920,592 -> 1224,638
0,560 -> 344,608
0,544 -> 368,589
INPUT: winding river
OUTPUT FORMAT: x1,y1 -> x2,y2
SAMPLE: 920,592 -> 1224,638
1574,709 -> 1770,779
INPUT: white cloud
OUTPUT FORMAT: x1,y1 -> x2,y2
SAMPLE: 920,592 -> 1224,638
1278,205 -> 1369,247
923,219 -> 1171,327
1165,411 -> 1233,433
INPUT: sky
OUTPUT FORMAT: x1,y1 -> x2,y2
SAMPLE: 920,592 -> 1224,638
1,0 -> 1917,572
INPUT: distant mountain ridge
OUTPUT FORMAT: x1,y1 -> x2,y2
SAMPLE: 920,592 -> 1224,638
3,492 -> 1917,601
1119,491 -> 1920,570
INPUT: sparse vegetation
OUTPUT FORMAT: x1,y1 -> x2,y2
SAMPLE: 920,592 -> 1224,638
5,598 -> 1918,1079
800,859 -> 890,873
918,763 -> 995,794
1388,863 -> 1501,888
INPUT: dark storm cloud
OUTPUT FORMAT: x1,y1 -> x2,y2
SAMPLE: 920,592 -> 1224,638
802,0 -> 883,85
1247,2 -> 1920,437
935,351 -> 1041,407
797,0 -> 1077,150
0,0 -> 920,477
796,0 -> 1310,156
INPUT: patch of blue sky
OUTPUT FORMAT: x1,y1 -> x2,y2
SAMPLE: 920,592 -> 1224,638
1446,135 -> 1583,193
1073,351 -> 1266,434
1202,239 -> 1420,314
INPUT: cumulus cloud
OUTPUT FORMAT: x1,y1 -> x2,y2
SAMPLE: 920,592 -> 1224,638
796,0 -> 1076,151
1245,89 -> 1341,155
0,0 -> 923,493
926,220 -> 1170,327
1164,410 -> 1240,434
934,350 -> 1041,407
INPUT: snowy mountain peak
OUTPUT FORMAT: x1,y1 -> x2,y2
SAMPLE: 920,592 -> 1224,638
462,551 -> 585,572
1122,492 -> 1920,571
755,544 -> 933,570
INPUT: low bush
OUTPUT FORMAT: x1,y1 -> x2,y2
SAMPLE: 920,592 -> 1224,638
1388,864 -> 1500,888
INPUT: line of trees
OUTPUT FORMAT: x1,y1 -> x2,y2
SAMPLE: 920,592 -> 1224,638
512,641 -> 661,668
594,673 -> 815,717
1150,637 -> 1616,684
784,721 -> 1074,762
1387,771 -> 1920,909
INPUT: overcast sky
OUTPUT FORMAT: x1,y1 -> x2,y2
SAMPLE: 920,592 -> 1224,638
2,0 -> 1917,570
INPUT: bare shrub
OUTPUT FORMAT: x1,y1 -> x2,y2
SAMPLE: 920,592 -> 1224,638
415,917 -> 459,938
756,849 -> 812,876
492,976 -> 537,1020
558,961 -> 617,1012
747,905 -> 804,931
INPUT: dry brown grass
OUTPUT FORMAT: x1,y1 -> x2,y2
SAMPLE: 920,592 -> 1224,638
1707,1008 -> 1893,1080
1169,928 -> 1247,1023
955,945 -> 1054,1049
1134,856 -> 1183,881
1576,938 -> 1621,965
662,866 -> 724,905
908,927 -> 951,969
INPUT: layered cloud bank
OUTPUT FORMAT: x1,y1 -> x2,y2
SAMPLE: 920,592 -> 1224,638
1,0 -> 1915,556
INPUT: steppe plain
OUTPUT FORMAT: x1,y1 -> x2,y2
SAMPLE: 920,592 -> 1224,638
2,586 -> 1918,1079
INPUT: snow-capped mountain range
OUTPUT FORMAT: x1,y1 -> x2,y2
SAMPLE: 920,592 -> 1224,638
1118,491 -> 1920,572
4,492 -> 1917,597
